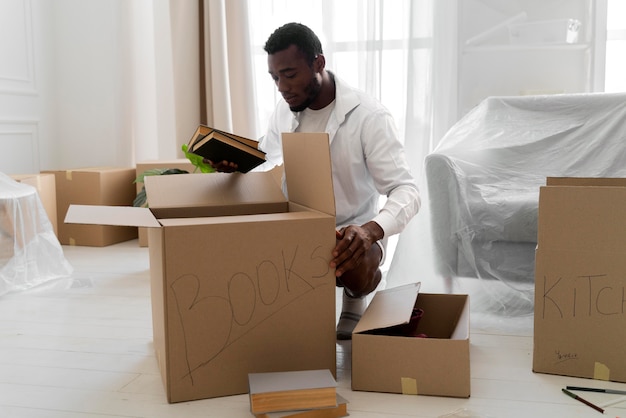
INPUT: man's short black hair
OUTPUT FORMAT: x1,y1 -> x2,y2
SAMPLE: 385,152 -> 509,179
264,22 -> 323,66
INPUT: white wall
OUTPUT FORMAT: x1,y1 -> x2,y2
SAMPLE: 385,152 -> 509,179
44,0 -> 132,170
457,0 -> 605,120
0,0 -> 200,175
0,0 -> 42,174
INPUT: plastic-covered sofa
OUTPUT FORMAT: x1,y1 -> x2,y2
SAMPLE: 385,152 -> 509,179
425,93 -> 626,299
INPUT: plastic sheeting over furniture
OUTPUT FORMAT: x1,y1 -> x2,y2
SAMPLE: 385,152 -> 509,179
0,173 -> 72,296
424,93 -> 626,312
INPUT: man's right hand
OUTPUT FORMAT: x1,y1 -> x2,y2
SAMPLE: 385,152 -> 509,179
204,159 -> 239,173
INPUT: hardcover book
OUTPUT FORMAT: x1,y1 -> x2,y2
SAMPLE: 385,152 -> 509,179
187,125 -> 266,173
254,394 -> 348,418
248,369 -> 337,414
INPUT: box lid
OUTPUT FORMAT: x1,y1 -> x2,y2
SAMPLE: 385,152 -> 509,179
64,133 -> 335,227
65,204 -> 160,228
282,133 -> 335,216
144,172 -> 287,218
538,178 -> 626,252
354,282 -> 421,334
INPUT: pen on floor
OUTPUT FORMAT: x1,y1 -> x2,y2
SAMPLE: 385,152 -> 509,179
566,386 -> 626,396
562,388 -> 605,414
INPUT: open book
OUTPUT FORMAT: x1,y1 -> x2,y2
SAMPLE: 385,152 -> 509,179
186,125 -> 266,173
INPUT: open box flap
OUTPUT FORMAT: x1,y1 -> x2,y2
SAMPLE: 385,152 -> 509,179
144,172 -> 287,212
538,180 -> 626,252
546,177 -> 626,187
282,133 -> 335,216
353,282 -> 421,334
65,205 -> 161,228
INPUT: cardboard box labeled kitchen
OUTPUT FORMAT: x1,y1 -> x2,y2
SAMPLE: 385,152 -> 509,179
135,159 -> 197,247
44,167 -> 137,246
533,177 -> 626,383
65,133 -> 337,403
11,173 -> 58,236
352,283 -> 470,398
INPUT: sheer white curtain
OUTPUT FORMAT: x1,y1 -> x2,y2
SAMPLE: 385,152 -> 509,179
245,0 -> 457,290
129,0 -> 456,291
127,0 -> 258,163
200,0 -> 258,138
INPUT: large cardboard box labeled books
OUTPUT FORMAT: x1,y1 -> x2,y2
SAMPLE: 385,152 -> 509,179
44,167 -> 137,246
135,159 -> 197,247
65,133 -> 337,403
351,283 -> 471,398
533,177 -> 626,383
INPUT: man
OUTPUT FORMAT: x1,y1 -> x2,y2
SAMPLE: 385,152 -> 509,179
211,22 -> 420,339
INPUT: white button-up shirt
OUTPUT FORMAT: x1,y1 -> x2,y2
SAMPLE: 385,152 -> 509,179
258,72 -> 420,238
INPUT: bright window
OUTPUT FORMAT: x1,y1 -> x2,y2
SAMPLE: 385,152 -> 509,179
246,0 -> 429,142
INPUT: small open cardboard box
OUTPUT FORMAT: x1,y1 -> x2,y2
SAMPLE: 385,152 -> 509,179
351,283 -> 471,398
533,177 -> 626,383
66,133 -> 337,403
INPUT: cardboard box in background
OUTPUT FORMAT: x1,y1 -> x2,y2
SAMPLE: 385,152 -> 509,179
45,167 -> 137,246
65,133 -> 337,403
533,177 -> 626,383
11,173 -> 58,236
135,159 -> 196,246
352,283 -> 471,398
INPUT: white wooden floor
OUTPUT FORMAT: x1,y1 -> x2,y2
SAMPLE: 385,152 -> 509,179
1,240 -> 625,418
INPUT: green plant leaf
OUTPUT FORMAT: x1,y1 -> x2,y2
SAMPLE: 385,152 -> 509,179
133,168 -> 190,207
182,144 -> 216,173
134,186 -> 148,207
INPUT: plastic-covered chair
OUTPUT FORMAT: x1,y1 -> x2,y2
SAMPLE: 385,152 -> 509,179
0,172 -> 72,296
425,93 -> 626,301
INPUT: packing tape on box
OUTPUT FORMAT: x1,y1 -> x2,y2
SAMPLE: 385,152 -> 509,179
69,237 -> 76,246
594,362 -> 610,381
66,170 -> 73,181
401,377 -> 418,395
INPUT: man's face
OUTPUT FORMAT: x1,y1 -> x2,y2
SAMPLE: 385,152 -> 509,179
267,44 -> 322,112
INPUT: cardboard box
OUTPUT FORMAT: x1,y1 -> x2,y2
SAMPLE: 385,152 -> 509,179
533,177 -> 626,382
65,133 -> 337,403
352,283 -> 471,398
11,173 -> 58,236
44,167 -> 138,246
134,160 -> 284,247
135,159 -> 197,246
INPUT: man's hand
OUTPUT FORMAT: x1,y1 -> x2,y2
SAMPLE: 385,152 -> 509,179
331,221 -> 384,277
204,158 -> 239,173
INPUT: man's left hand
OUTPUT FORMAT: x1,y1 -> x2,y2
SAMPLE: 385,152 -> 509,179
331,221 -> 384,277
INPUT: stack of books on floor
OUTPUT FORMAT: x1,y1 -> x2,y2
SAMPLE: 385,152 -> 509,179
248,369 -> 348,418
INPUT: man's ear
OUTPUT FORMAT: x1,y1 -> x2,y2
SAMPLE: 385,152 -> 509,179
314,54 -> 326,73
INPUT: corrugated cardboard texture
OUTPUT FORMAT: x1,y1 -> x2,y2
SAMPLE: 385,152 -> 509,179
63,132 -> 338,402
536,181 -> 626,252
152,214 -> 336,403
45,168 -> 137,246
354,283 -> 421,333
282,133 -> 335,216
534,179 -> 626,382
352,291 -> 470,398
